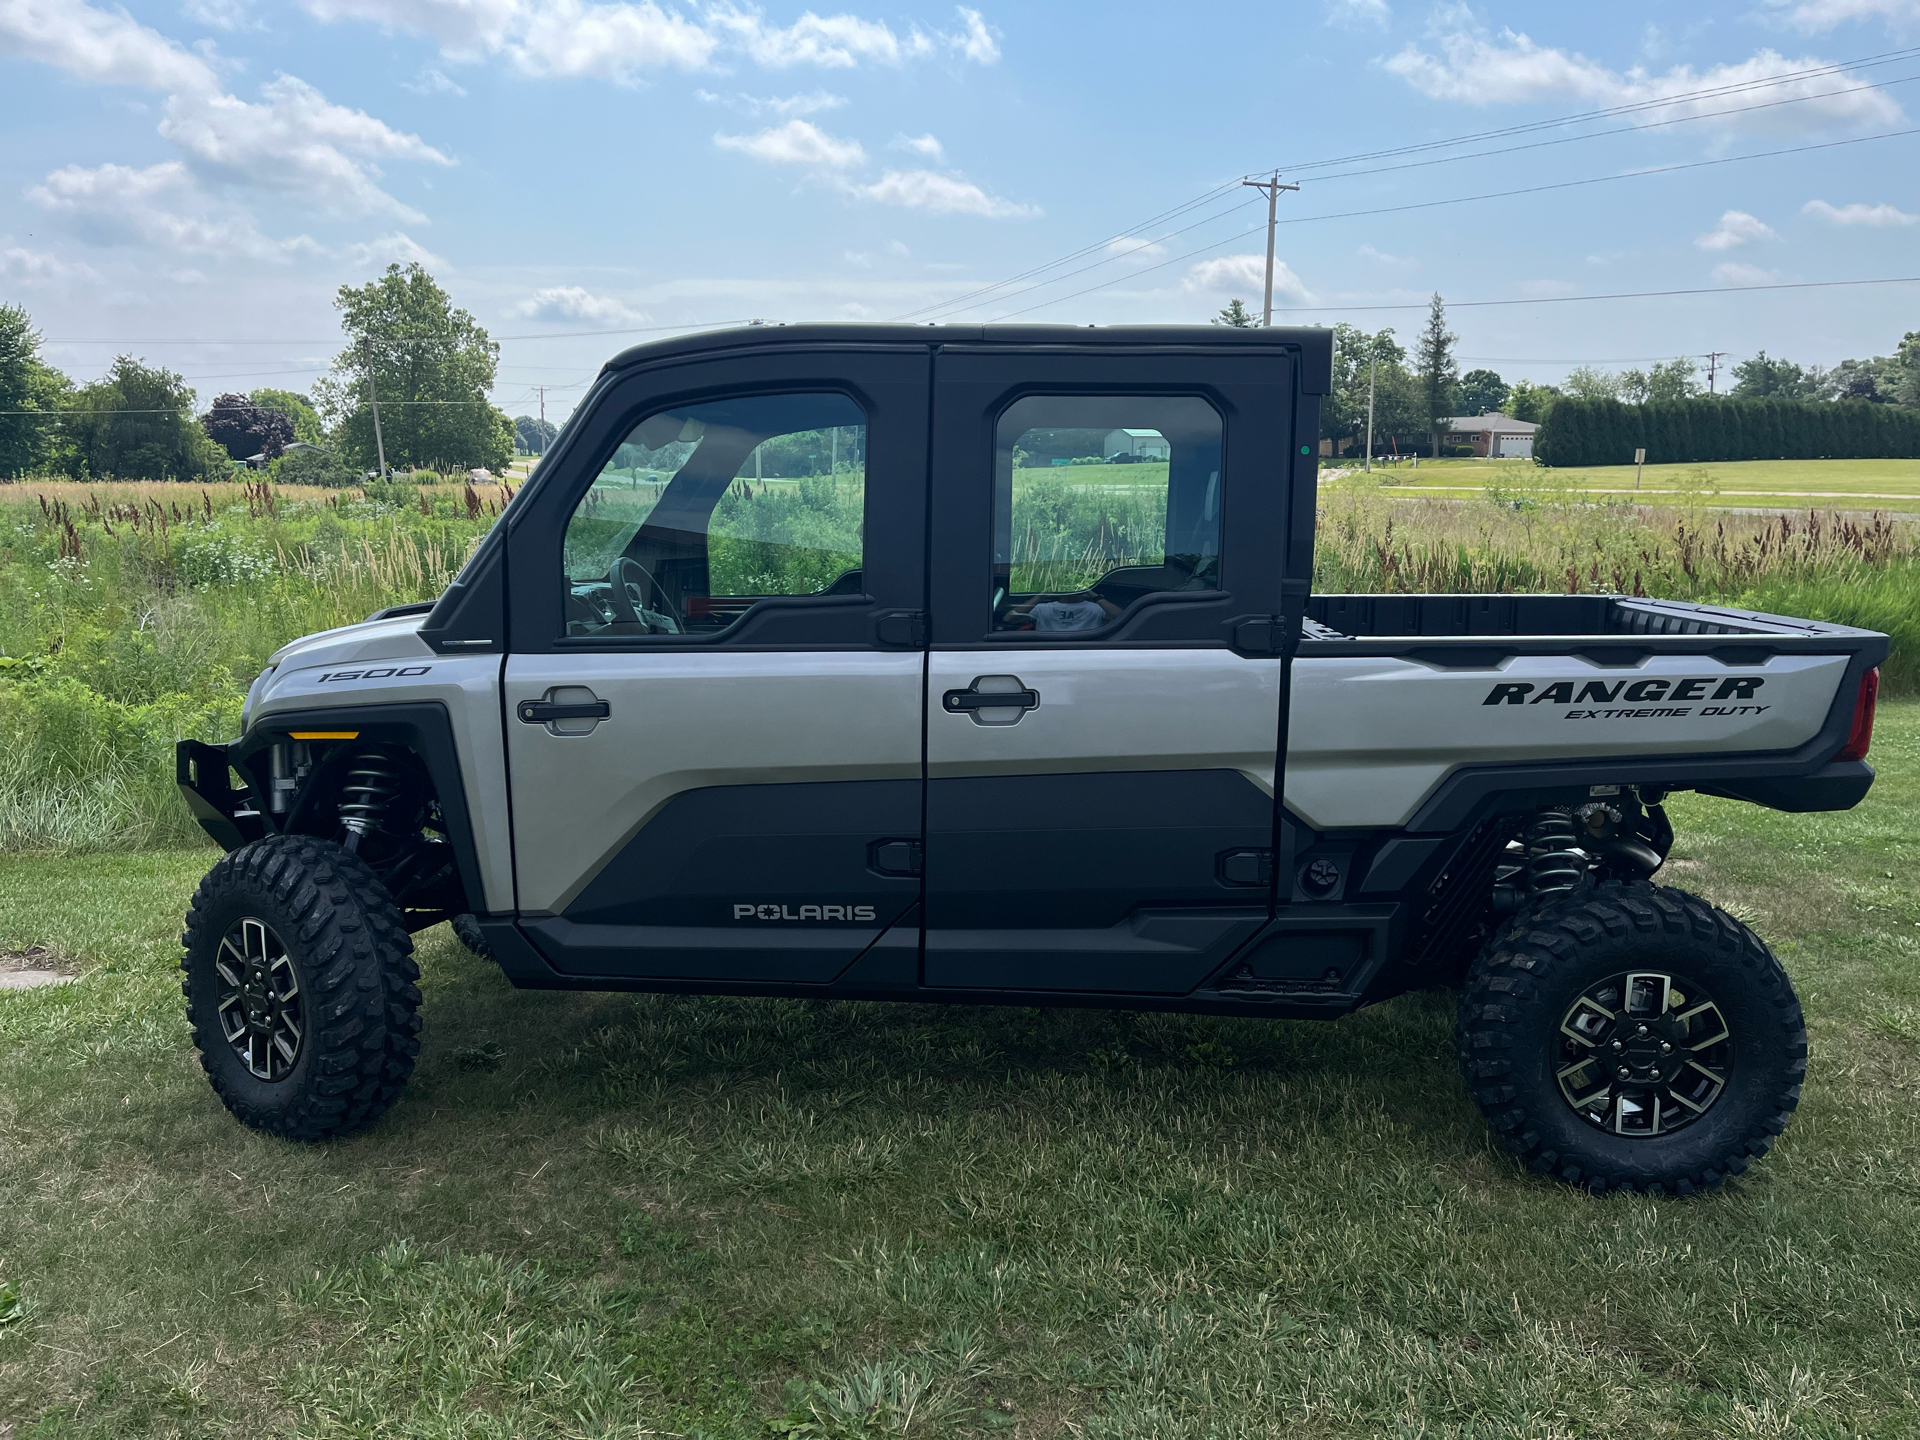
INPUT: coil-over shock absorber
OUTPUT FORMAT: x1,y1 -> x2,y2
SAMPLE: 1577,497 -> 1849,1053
1521,809 -> 1588,895
338,747 -> 407,854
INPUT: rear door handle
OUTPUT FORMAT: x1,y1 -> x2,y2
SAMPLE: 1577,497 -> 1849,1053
943,675 -> 1039,725
518,700 -> 610,723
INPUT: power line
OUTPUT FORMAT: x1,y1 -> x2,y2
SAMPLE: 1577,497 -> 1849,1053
1274,275 -> 1920,316
986,127 -> 1920,320
1301,71 -> 1920,185
1272,44 -> 1920,173
902,45 -> 1920,324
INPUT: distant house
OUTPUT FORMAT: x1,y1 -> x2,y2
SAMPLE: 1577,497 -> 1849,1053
1103,427 -> 1171,461
1439,412 -> 1537,459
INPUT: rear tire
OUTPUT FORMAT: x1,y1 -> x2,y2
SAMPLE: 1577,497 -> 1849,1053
1457,881 -> 1806,1195
182,835 -> 422,1140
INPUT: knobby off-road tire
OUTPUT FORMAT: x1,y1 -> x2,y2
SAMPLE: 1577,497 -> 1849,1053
182,835 -> 422,1140
1457,881 -> 1806,1196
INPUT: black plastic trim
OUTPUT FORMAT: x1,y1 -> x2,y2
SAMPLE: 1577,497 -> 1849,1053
232,702 -> 487,916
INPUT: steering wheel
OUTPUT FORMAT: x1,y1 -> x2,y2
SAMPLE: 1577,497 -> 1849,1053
606,556 -> 682,633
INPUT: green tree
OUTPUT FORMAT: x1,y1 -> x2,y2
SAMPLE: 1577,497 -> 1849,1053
1212,298 -> 1256,328
1325,324 -> 1421,455
0,303 -> 73,479
251,387 -> 324,444
1730,350 -> 1816,400
1415,293 -> 1459,456
1645,357 -> 1701,403
1562,366 -> 1623,400
1506,380 -> 1560,425
515,415 -> 558,454
64,356 -> 227,481
1457,367 -> 1509,416
316,263 -> 515,475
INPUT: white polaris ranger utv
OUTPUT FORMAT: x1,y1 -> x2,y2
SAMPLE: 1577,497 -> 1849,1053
176,323 -> 1884,1194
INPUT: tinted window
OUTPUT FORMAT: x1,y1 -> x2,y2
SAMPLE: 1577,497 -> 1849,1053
990,395 -> 1223,635
562,392 -> 866,637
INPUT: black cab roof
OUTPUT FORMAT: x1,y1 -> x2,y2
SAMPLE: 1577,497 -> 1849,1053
604,322 -> 1333,395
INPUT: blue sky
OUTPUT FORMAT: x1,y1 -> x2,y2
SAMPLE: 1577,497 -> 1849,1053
2,0 -> 1918,421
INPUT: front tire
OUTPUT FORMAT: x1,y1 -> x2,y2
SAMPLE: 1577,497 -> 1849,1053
1457,882 -> 1806,1195
182,835 -> 422,1140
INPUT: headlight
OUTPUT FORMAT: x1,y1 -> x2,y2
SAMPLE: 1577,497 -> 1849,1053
241,664 -> 277,731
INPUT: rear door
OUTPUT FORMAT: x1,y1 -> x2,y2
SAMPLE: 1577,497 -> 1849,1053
922,340 -> 1301,993
502,344 -> 929,982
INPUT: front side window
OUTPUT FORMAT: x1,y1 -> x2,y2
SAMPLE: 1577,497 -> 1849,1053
991,395 -> 1223,635
562,392 -> 866,637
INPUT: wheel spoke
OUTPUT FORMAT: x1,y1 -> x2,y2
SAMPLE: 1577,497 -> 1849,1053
1558,969 -> 1732,1139
215,916 -> 304,1085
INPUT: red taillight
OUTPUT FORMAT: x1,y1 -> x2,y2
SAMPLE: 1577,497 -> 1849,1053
1837,667 -> 1879,762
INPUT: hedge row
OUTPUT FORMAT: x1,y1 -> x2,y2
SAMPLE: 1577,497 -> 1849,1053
1534,397 -> 1920,467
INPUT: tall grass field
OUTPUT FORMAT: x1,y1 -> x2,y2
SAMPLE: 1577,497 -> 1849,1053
0,467 -> 1915,853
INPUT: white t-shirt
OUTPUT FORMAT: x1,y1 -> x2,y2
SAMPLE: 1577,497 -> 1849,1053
1027,600 -> 1109,632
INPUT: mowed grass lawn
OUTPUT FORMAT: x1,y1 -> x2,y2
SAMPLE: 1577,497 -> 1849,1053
3,709 -> 1919,1438
1365,456 -> 1920,512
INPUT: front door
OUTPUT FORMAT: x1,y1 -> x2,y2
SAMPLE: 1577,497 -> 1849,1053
922,343 -> 1301,994
503,347 -> 929,982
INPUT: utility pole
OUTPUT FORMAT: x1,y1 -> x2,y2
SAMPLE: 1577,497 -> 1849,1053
1705,351 -> 1727,396
1241,171 -> 1300,326
1365,351 -> 1376,474
361,336 -> 388,480
535,385 -> 548,454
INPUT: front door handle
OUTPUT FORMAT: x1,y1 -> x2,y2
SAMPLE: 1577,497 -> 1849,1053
518,700 -> 610,723
943,675 -> 1039,725
518,687 -> 610,736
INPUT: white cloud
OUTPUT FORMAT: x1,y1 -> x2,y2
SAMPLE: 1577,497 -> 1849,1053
712,5 -> 930,66
0,0 -> 220,90
1357,242 -> 1415,268
1802,197 -> 1919,224
893,132 -> 944,160
406,66 -> 468,94
514,285 -> 648,323
854,168 -> 1036,216
696,88 -> 846,115
160,76 -> 451,219
1107,235 -> 1167,259
1695,209 -> 1776,249
948,7 -> 998,62
715,118 -> 866,167
26,161 -> 321,261
886,238 -> 910,256
1382,21 -> 1903,135
296,0 -> 1002,74
2,0 -> 450,227
341,232 -> 446,268
509,0 -> 715,79
1327,0 -> 1388,25
182,0 -> 261,31
0,239 -> 97,286
1713,261 -> 1783,284
1766,0 -> 1920,33
1183,253 -> 1310,300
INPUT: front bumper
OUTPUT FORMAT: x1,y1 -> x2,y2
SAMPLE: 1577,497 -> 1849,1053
176,740 -> 264,852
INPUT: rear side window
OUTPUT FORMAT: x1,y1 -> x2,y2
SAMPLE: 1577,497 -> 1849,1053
990,395 -> 1223,635
561,392 -> 866,637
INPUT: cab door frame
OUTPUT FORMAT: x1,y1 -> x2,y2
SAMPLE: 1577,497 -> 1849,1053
920,336 -> 1312,994
498,341 -> 933,983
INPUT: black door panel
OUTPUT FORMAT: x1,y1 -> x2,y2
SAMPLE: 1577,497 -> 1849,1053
546,778 -> 922,979
923,769 -> 1274,991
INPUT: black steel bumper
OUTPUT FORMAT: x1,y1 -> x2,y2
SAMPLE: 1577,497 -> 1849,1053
176,739 -> 263,852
